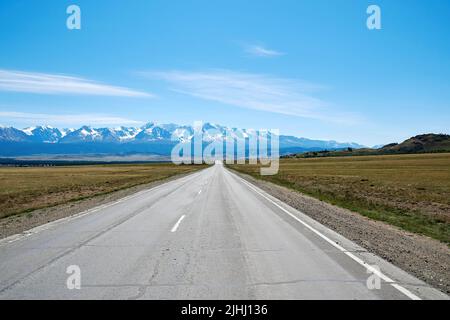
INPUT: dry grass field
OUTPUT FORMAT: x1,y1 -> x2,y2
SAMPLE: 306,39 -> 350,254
230,153 -> 450,243
0,163 -> 205,219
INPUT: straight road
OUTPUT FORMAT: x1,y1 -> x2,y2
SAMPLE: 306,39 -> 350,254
0,164 -> 447,299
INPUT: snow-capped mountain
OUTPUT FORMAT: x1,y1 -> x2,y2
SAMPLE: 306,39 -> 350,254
134,123 -> 173,141
277,135 -> 365,150
0,122 -> 366,157
0,126 -> 30,142
59,126 -> 133,143
23,126 -> 63,143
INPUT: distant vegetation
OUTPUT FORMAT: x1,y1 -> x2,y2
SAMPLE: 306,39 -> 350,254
283,134 -> 450,158
230,153 -> 450,244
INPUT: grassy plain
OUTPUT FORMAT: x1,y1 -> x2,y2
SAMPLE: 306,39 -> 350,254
0,163 -> 205,219
230,153 -> 450,243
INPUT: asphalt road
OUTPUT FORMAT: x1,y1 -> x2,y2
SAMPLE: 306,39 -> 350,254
0,164 -> 447,300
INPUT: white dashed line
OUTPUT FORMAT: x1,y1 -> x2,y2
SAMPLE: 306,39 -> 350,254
171,215 -> 186,233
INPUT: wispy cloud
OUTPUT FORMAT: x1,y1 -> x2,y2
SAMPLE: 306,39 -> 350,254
0,111 -> 144,126
144,69 -> 360,124
0,69 -> 152,97
245,45 -> 284,57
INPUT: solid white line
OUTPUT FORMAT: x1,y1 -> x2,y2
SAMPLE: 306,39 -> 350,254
171,215 -> 186,233
233,173 -> 421,300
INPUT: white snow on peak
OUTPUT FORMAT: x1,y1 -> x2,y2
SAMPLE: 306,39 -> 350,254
60,128 -> 75,138
22,127 -> 36,136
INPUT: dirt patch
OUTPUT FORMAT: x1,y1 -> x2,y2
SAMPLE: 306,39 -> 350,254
233,170 -> 450,294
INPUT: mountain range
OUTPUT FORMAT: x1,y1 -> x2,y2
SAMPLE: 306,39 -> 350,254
0,123 -> 365,158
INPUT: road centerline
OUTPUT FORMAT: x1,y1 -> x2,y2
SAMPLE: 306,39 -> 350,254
171,215 -> 186,233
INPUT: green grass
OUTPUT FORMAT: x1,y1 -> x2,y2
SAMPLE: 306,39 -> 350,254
0,163 -> 206,219
229,153 -> 450,244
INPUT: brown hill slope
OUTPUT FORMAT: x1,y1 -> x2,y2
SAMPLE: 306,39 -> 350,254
381,133 -> 450,153
284,134 -> 450,158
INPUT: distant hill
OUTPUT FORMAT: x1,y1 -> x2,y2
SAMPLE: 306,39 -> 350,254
379,134 -> 450,153
284,134 -> 450,158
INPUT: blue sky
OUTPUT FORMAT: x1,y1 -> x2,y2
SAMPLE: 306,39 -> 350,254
0,0 -> 449,146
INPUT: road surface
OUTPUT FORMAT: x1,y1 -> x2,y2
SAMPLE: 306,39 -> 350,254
0,164 -> 447,299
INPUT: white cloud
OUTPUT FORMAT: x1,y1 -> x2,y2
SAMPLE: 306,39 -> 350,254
0,111 -> 144,126
245,45 -> 284,57
145,69 -> 360,124
0,69 -> 152,97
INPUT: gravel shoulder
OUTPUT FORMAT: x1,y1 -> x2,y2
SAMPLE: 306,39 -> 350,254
0,171 -> 198,240
232,170 -> 450,294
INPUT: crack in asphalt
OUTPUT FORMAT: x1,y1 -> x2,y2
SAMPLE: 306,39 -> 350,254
125,175 -> 212,300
